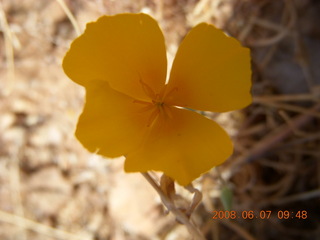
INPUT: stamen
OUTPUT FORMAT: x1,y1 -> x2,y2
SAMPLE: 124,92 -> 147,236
146,107 -> 160,128
162,104 -> 173,120
133,99 -> 151,105
136,103 -> 155,114
163,86 -> 178,102
140,80 -> 156,100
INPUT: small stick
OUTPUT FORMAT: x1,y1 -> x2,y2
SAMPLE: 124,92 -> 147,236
253,93 -> 316,102
55,0 -> 81,36
258,101 -> 320,119
0,210 -> 90,240
232,102 -> 320,171
267,188 -> 320,206
219,219 -> 257,240
0,2 -> 15,95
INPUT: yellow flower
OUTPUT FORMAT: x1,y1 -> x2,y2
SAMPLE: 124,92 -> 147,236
63,13 -> 251,186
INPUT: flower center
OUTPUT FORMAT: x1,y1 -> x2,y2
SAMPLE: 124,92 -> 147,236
153,100 -> 164,106
133,80 -> 173,127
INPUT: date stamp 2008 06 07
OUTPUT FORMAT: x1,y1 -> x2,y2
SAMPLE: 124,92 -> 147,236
212,210 -> 308,220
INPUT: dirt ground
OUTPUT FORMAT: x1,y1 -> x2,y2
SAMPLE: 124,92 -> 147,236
0,0 -> 319,239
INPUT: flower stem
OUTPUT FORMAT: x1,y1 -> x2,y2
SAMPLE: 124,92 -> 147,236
141,172 -> 206,240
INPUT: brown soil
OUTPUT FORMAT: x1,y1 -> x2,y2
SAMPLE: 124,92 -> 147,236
0,0 -> 319,239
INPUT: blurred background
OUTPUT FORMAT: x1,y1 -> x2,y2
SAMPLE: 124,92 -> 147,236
0,0 -> 319,239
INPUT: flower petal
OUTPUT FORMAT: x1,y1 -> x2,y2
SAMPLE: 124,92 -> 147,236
75,80 -> 154,158
124,107 -> 233,186
63,13 -> 167,101
165,23 -> 251,112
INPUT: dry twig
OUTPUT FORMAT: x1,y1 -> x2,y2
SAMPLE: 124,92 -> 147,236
232,102 -> 320,172
0,210 -> 92,240
0,1 -> 15,95
55,0 -> 81,36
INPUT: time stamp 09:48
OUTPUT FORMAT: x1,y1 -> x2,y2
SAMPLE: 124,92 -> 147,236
212,210 -> 308,220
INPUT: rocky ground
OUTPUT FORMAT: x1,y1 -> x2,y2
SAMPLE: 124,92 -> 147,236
0,0 -> 319,239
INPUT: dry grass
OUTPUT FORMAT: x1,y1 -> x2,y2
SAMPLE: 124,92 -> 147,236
0,0 -> 319,239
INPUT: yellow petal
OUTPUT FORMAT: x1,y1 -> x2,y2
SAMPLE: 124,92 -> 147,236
124,107 -> 233,186
76,80 -> 155,158
63,13 -> 167,101
165,23 -> 251,112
